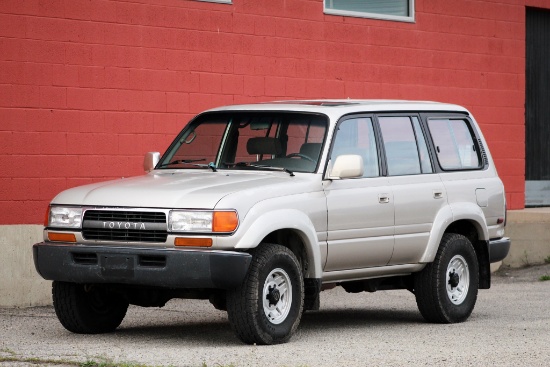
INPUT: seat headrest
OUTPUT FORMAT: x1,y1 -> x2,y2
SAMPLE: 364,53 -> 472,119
247,137 -> 283,155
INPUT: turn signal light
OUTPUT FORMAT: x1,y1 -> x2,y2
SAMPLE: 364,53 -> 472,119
48,232 -> 77,243
213,211 -> 238,232
174,237 -> 213,247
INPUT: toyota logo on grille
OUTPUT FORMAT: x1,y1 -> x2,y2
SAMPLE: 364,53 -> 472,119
103,221 -> 147,230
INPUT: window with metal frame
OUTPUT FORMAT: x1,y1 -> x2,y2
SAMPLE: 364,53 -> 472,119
427,119 -> 481,170
324,0 -> 414,23
378,116 -> 423,176
196,0 -> 231,4
331,117 -> 380,178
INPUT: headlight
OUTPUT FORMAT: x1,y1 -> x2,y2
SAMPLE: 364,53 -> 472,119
49,206 -> 83,228
169,210 -> 238,233
169,211 -> 212,232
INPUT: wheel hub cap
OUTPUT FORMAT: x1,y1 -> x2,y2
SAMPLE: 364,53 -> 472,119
262,268 -> 292,325
446,255 -> 470,305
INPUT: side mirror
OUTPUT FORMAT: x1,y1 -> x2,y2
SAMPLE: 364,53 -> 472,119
328,154 -> 364,179
144,152 -> 160,173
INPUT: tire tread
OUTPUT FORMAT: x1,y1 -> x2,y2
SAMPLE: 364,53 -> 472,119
227,244 -> 304,344
414,233 -> 479,324
52,281 -> 128,334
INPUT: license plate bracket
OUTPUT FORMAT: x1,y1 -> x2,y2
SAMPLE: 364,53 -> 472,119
100,255 -> 135,279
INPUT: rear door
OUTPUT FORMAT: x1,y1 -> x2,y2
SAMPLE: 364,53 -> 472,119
376,114 -> 447,265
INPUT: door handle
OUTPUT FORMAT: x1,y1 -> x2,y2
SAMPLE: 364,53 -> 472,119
433,191 -> 444,199
378,194 -> 390,204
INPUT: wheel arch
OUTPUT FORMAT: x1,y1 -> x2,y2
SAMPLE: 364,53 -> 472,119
234,209 -> 322,279
414,232 -> 480,323
420,203 -> 491,289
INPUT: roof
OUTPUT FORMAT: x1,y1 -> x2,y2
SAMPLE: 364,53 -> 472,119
206,99 -> 470,117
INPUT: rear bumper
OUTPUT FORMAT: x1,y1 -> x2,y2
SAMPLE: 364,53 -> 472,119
488,237 -> 511,263
33,242 -> 251,289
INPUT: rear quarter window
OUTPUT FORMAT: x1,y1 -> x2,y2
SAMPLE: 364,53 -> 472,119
427,119 -> 481,170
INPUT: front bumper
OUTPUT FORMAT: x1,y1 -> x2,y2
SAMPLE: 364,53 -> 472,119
488,237 -> 511,263
33,242 -> 251,289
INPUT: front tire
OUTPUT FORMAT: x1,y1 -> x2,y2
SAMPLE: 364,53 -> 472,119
52,281 -> 129,334
227,244 -> 304,345
414,233 -> 479,323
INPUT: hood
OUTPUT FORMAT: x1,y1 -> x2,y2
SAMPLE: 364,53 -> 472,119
52,169 -> 316,209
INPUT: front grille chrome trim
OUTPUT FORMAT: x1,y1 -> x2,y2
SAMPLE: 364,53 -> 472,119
82,209 -> 168,243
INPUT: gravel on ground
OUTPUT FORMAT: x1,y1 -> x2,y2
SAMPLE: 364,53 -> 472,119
1,263 -> 549,367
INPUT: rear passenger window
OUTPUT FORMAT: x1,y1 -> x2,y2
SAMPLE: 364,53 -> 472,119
379,116 -> 423,176
428,119 -> 481,170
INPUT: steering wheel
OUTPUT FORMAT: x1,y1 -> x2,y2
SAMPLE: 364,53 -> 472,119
285,153 -> 316,163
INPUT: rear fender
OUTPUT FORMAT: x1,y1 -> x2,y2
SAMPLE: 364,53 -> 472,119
419,203 -> 488,263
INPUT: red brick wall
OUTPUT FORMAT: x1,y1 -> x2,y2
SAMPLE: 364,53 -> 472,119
0,0 -> 534,224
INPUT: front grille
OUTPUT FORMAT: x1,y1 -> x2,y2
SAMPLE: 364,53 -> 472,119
84,210 -> 166,223
82,228 -> 167,242
82,210 -> 167,243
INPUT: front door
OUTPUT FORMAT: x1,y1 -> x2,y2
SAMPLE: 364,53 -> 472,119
324,116 -> 394,271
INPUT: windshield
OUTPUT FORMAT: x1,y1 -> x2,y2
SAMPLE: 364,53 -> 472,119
158,111 -> 328,173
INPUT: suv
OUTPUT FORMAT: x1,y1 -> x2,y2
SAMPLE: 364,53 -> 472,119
33,100 -> 510,344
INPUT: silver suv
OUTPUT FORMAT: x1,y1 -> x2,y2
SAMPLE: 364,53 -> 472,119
33,100 -> 510,344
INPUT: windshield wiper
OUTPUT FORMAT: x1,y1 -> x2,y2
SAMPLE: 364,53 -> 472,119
158,159 -> 217,172
158,158 -> 205,167
225,162 -> 294,177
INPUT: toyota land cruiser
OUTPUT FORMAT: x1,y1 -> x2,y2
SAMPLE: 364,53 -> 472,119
33,100 -> 510,344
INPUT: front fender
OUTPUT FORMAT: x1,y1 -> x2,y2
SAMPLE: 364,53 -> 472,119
234,209 -> 323,279
419,203 -> 488,263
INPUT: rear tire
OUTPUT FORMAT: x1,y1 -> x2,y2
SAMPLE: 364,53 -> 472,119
52,281 -> 129,334
227,244 -> 304,345
414,233 -> 479,323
